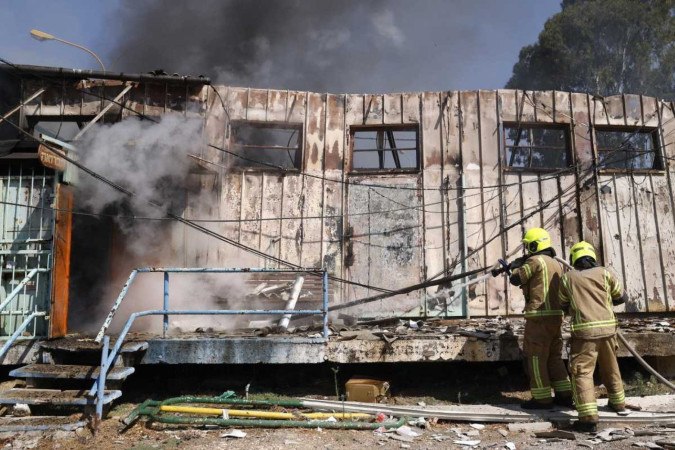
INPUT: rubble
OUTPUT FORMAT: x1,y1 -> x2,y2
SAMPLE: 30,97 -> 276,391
507,422 -> 553,433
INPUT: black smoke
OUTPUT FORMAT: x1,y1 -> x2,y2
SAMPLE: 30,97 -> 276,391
108,0 -> 397,92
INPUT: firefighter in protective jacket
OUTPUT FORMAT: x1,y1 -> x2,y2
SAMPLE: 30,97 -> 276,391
559,241 -> 627,432
502,228 -> 573,409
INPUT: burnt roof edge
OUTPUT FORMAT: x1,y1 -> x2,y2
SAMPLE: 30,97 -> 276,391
0,63 -> 210,86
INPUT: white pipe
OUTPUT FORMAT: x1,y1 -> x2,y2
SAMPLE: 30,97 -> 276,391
278,276 -> 304,329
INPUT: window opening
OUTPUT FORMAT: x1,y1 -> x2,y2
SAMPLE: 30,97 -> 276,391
503,124 -> 571,170
230,122 -> 302,170
595,128 -> 662,171
351,126 -> 418,172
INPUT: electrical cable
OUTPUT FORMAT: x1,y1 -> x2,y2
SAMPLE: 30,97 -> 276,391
1,57 -> 673,301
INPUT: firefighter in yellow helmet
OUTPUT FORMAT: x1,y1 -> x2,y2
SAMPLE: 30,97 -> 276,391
493,227 -> 572,409
559,241 -> 627,433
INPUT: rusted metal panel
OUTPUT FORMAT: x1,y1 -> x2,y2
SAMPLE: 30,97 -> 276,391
383,93 -> 402,125
279,175 -> 303,267
553,91 -> 571,124
218,172 -> 243,264
659,101 -> 675,311
440,92 -> 463,301
246,88 -> 268,121
534,90 -> 555,124
363,94 -> 384,125
478,90 -> 505,315
459,91 -> 487,316
603,95 -> 626,126
260,173 -> 283,267
203,85 -> 228,162
648,174 -> 672,311
322,94 -> 345,283
267,90 -> 287,121
228,87 -> 249,121
598,174 -> 627,312
240,173 -> 264,266
613,176 -> 645,311
50,184 -> 72,338
402,93 -> 420,124
286,91 -> 306,123
421,92 -> 445,310
624,94 -> 642,127
304,93 -> 325,173
642,96 -> 660,128
571,93 -> 602,256
518,90 -> 536,122
633,174 -> 667,312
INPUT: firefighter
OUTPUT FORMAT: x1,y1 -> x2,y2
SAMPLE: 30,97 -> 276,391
559,241 -> 627,432
493,227 -> 573,409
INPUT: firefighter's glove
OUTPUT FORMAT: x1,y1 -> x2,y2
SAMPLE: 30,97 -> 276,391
612,292 -> 628,306
509,255 -> 527,271
491,266 -> 505,277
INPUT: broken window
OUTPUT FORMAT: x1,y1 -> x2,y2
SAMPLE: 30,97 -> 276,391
595,127 -> 662,171
230,122 -> 302,170
350,126 -> 419,172
503,124 -> 571,170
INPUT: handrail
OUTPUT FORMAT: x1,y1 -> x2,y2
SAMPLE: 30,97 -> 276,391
90,267 -> 329,424
89,308 -> 326,398
94,267 -> 325,342
0,268 -> 49,314
0,311 -> 46,360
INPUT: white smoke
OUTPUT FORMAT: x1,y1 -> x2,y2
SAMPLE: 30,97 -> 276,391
77,114 -> 204,217
72,115 -> 272,334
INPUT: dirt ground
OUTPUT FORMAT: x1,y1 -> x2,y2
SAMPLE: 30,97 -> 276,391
1,361 -> 673,449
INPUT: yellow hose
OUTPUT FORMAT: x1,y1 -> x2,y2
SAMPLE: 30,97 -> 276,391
159,405 -> 372,420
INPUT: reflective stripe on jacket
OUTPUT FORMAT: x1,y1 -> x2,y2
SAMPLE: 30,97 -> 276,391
512,254 -> 564,319
559,266 -> 623,339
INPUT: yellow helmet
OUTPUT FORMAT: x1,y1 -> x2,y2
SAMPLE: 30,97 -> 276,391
522,227 -> 551,254
569,241 -> 596,266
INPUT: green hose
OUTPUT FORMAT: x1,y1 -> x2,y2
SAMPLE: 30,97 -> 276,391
123,393 -> 405,430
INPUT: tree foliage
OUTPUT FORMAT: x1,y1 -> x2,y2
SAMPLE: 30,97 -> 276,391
506,0 -> 675,99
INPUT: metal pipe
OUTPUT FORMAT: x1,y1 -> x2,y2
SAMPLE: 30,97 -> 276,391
0,89 -> 45,121
322,270 -> 329,338
72,83 -> 134,140
135,267 -> 322,273
0,268 -> 40,313
0,63 -> 210,85
163,272 -> 169,338
278,276 -> 304,330
95,335 -> 109,425
159,405 -> 371,420
0,312 -> 45,360
89,308 -> 326,397
301,398 -> 675,424
95,270 -> 138,343
142,413 -> 404,430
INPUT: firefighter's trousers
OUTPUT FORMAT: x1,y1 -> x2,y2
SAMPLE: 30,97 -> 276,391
523,318 -> 572,403
569,335 -> 625,423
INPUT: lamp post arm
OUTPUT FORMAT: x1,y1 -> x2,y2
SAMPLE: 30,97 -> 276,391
52,37 -> 106,71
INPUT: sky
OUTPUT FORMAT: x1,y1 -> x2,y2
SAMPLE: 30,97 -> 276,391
0,0 -> 562,93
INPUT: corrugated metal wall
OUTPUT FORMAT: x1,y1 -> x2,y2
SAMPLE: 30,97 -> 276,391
201,87 -> 675,317
18,79 -> 675,317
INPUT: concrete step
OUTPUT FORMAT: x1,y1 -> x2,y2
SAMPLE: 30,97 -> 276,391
0,388 -> 121,406
9,364 -> 135,381
40,339 -> 148,354
0,416 -> 86,432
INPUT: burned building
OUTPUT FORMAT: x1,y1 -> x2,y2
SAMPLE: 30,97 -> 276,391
0,64 -> 673,370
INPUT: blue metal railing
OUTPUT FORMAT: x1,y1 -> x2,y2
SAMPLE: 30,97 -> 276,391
89,267 -> 329,421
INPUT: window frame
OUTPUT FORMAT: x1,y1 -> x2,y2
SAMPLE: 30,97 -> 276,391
228,120 -> 304,172
348,124 -> 420,175
593,125 -> 664,174
501,122 -> 574,173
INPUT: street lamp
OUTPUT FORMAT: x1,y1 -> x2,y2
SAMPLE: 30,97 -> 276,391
30,28 -> 106,71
